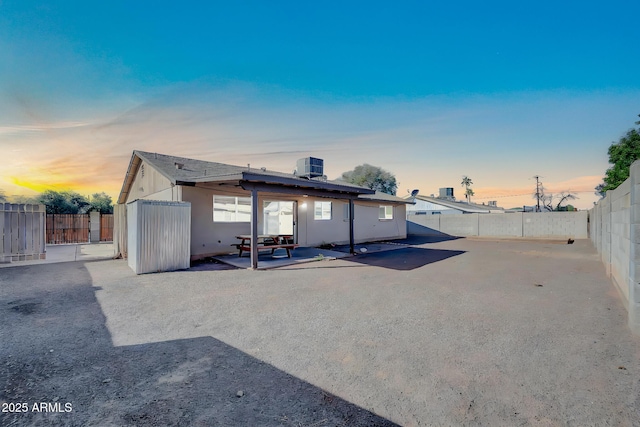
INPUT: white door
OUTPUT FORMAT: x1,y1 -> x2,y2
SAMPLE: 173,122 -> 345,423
263,201 -> 294,236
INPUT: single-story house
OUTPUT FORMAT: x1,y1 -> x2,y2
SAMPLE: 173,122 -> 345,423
406,194 -> 504,215
116,150 -> 410,269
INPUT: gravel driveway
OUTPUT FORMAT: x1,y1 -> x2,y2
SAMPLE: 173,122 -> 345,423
1,237 -> 639,426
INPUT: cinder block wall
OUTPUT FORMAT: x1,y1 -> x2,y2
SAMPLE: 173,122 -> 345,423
479,213 -> 522,236
407,211 -> 587,238
440,214 -> 479,236
589,159 -> 640,335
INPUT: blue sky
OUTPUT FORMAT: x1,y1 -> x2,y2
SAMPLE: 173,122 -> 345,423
1,0 -> 639,208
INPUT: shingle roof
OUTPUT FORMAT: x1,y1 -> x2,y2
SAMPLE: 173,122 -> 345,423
360,191 -> 414,204
136,150 -> 246,182
118,150 -> 378,204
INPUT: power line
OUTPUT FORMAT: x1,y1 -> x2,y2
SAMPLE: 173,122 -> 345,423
473,190 -> 594,200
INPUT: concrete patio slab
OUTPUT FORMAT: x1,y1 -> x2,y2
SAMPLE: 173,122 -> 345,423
0,243 -> 115,268
212,246 -> 350,269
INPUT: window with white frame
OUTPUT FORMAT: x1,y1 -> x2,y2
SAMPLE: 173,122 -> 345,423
314,201 -> 332,220
379,205 -> 393,220
213,196 -> 251,222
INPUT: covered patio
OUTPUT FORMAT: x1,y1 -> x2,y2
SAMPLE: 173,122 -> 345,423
116,151 -> 411,272
212,246 -> 351,269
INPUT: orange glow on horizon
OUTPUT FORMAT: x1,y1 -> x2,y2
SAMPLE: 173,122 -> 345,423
7,176 -> 120,200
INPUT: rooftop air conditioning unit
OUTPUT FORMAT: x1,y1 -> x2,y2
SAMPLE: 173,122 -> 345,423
296,157 -> 324,178
439,187 -> 454,200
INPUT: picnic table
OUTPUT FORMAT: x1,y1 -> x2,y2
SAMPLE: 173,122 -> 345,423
234,235 -> 298,258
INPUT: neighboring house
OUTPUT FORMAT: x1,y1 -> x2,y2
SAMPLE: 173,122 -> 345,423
406,194 -> 504,215
117,151 -> 410,267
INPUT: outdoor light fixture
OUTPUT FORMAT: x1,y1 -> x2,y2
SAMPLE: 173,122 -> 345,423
301,202 -> 307,209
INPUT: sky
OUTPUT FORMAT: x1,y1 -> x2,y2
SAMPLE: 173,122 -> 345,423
1,1 -> 639,210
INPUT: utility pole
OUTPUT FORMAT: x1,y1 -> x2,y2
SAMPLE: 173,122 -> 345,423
533,175 -> 541,212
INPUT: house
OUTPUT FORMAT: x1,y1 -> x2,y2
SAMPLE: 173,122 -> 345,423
406,194 -> 504,216
116,150 -> 410,269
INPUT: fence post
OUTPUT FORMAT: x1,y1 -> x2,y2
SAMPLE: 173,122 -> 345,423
90,211 -> 100,243
1,203 -> 7,262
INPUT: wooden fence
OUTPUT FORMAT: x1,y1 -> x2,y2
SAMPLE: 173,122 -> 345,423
1,204 -> 46,262
100,214 -> 114,242
46,214 -> 90,244
45,213 -> 114,244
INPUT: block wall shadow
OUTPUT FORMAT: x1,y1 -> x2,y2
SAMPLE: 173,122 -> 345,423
0,262 -> 398,426
405,222 -> 461,243
346,247 -> 465,270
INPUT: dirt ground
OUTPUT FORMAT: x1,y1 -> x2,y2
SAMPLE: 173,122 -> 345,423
1,237 -> 639,426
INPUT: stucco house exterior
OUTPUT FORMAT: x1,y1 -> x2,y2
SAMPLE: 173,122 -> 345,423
116,151 -> 409,268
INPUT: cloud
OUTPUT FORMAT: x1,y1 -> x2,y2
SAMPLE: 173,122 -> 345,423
0,83 -> 635,211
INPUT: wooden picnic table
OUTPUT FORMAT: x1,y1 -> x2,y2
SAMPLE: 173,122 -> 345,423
234,235 -> 298,258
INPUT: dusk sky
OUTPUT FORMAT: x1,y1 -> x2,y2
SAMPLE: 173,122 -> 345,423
1,1 -> 639,209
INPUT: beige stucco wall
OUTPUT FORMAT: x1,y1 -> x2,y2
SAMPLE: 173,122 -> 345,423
181,185 -> 251,258
181,187 -> 407,258
298,197 -> 406,247
125,160 -> 176,202
354,202 -> 407,243
297,197 -> 350,247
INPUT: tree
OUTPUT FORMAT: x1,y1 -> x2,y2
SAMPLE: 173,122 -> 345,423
11,195 -> 39,204
599,114 -> 640,193
38,190 -> 90,214
89,192 -> 114,214
465,188 -> 474,202
554,192 -> 578,211
341,164 -> 397,195
540,188 -> 553,211
461,176 -> 473,203
535,185 -> 578,211
0,189 -> 7,203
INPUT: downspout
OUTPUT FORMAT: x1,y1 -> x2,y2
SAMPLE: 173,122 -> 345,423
349,198 -> 355,254
250,189 -> 259,269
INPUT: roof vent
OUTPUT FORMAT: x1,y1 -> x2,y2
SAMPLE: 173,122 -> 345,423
175,162 -> 184,170
296,157 -> 324,178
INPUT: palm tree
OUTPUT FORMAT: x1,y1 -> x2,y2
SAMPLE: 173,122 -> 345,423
461,176 -> 473,203
465,188 -> 475,203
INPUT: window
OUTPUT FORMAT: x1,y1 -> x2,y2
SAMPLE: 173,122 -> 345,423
314,201 -> 332,220
213,196 -> 251,222
379,205 -> 393,220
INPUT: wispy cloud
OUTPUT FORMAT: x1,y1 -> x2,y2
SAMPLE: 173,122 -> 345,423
1,83 -> 635,209
0,122 -> 89,135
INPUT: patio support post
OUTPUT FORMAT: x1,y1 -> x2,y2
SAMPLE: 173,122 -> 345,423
349,198 -> 355,254
250,189 -> 259,269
